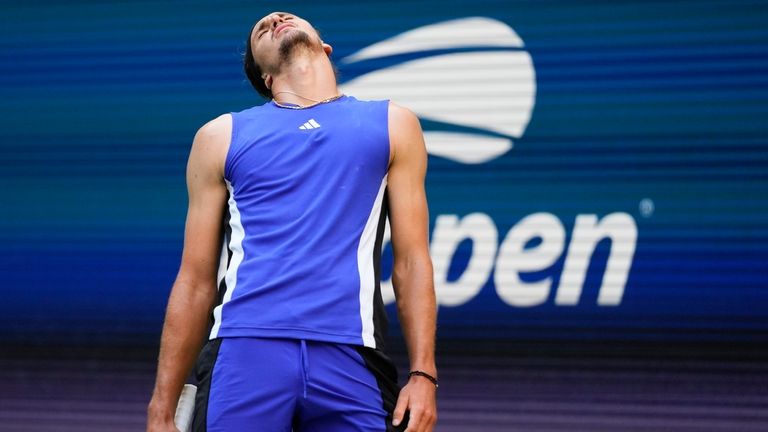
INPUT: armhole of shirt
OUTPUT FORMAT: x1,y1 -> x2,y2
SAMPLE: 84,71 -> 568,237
383,100 -> 393,171
223,112 -> 239,181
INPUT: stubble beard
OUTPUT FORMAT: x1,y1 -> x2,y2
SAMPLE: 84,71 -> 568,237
276,30 -> 321,71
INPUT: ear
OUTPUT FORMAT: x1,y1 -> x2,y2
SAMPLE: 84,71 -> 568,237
263,74 -> 273,89
322,41 -> 333,56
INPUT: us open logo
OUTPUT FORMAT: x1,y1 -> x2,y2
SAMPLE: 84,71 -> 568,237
339,18 -> 637,309
340,17 -> 536,164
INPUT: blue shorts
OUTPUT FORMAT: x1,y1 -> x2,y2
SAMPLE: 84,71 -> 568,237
191,338 -> 407,431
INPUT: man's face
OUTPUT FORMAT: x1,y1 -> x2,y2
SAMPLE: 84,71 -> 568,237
250,12 -> 324,74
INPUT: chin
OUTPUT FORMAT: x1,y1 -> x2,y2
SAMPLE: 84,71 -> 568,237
279,30 -> 321,60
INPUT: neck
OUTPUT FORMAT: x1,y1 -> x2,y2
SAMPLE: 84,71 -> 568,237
271,51 -> 339,105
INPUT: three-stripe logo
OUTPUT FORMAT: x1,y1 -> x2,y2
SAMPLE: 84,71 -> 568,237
299,119 -> 321,130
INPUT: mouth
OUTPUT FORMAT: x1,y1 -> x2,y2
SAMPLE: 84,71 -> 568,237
273,23 -> 295,39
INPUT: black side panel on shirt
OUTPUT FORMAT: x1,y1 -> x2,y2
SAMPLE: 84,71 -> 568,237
192,338 -> 223,432
372,188 -> 390,350
355,345 -> 409,432
210,199 -> 233,326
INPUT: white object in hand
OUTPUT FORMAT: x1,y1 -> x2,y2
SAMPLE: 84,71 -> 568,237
174,384 -> 197,432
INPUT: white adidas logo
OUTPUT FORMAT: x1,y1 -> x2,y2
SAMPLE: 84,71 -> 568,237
299,119 -> 321,130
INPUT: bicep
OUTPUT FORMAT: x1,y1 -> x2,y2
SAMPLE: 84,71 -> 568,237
177,115 -> 231,285
387,104 -> 430,259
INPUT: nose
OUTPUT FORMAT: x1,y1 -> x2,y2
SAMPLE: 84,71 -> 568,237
268,13 -> 286,29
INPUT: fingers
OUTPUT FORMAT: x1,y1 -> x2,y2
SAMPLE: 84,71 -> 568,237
395,384 -> 437,432
404,409 -> 421,431
392,389 -> 410,427
404,405 -> 436,432
394,381 -> 437,432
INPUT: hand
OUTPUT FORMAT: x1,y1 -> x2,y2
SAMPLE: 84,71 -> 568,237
392,375 -> 437,432
147,399 -> 181,432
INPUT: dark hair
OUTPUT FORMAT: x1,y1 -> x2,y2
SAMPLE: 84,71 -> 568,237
244,22 -> 272,99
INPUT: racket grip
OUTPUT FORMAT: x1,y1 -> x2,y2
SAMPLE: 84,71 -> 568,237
174,384 -> 197,432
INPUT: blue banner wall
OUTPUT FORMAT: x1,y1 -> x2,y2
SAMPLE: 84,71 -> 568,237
1,0 -> 766,343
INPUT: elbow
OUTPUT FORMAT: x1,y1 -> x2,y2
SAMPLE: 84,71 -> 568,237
169,273 -> 218,309
392,252 -> 434,293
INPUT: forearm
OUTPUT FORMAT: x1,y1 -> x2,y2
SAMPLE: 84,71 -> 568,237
393,255 -> 437,376
148,279 -> 215,419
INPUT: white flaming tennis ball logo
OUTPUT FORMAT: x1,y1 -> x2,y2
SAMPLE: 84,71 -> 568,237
340,17 -> 536,164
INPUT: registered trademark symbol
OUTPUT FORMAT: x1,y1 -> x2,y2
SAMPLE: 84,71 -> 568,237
639,198 -> 655,218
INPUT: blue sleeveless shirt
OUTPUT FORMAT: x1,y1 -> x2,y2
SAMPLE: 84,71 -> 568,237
209,96 -> 391,349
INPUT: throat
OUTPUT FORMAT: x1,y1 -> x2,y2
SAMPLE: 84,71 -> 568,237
271,54 -> 339,107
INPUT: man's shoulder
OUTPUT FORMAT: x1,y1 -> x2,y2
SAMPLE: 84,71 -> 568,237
192,114 -> 232,165
387,101 -> 420,128
197,113 -> 232,139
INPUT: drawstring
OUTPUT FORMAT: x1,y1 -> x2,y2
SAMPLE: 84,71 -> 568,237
300,340 -> 309,399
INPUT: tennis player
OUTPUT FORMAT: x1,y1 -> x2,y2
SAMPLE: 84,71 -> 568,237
147,11 -> 437,432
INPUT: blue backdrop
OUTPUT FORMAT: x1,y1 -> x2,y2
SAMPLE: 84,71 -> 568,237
1,0 -> 766,344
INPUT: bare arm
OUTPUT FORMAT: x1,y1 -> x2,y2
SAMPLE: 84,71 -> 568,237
387,103 -> 437,432
147,115 -> 231,431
